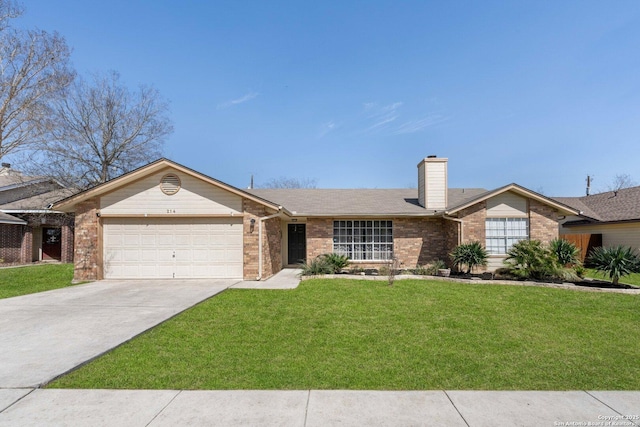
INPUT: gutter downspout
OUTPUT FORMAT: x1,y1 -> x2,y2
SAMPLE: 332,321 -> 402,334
443,215 -> 464,246
257,207 -> 283,280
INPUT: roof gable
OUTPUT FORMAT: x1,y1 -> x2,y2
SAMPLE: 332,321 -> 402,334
445,184 -> 580,216
53,158 -> 281,213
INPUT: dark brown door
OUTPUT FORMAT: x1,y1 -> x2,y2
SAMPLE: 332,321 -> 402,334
42,228 -> 62,260
288,224 -> 306,265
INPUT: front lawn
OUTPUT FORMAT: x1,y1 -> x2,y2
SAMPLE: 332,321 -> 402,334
584,269 -> 640,287
49,279 -> 640,390
0,263 -> 75,299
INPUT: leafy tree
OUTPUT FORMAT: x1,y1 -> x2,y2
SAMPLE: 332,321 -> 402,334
35,71 -> 173,188
0,0 -> 74,159
587,246 -> 640,286
450,241 -> 488,274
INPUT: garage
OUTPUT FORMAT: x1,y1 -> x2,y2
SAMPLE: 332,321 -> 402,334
53,159 -> 284,282
103,217 -> 243,279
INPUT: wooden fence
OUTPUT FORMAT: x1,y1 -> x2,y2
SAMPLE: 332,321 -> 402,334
559,233 -> 602,263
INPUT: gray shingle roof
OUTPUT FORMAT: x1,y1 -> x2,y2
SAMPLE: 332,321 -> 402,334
553,185 -> 640,223
0,174 -> 46,189
0,188 -> 77,210
247,188 -> 488,216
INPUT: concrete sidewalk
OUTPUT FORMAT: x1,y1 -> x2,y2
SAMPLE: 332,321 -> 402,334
232,268 -> 302,289
0,389 -> 638,426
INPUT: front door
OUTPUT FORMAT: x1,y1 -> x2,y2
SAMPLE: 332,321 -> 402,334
42,227 -> 62,261
288,224 -> 306,265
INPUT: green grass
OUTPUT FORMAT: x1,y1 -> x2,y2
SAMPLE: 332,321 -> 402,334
584,269 -> 640,286
49,278 -> 640,390
0,264 -> 75,299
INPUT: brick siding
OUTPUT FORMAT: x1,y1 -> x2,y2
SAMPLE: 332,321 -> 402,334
529,200 -> 559,244
0,224 -> 23,263
243,199 -> 282,280
306,218 -> 333,260
0,213 -> 74,265
458,201 -> 487,245
73,198 -> 100,282
306,217 -> 452,269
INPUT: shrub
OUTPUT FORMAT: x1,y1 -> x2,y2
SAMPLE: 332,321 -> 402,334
299,257 -> 333,276
504,240 -> 561,280
450,242 -> 488,274
587,246 -> 640,285
573,264 -> 586,278
320,253 -> 350,273
550,238 -> 581,266
412,260 -> 446,275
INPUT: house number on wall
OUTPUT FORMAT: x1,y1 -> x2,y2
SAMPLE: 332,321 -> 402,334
166,209 -> 176,213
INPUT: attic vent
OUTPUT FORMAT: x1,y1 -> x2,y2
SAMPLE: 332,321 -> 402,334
160,173 -> 181,195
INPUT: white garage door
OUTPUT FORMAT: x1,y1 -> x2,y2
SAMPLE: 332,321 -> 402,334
103,217 -> 243,279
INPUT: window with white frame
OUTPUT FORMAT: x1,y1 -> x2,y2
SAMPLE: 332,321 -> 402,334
485,218 -> 529,254
333,220 -> 393,261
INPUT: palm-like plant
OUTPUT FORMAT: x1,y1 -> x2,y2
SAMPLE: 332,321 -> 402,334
321,253 -> 350,273
504,239 -> 560,280
450,241 -> 488,274
587,246 -> 640,285
550,238 -> 581,266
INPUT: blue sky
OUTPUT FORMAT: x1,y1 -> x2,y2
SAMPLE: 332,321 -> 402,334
16,0 -> 640,195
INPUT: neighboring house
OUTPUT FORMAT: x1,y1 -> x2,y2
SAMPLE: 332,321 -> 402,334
0,164 -> 75,264
53,156 -> 579,282
554,186 -> 640,257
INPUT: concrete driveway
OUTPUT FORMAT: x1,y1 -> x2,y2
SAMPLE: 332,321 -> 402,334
0,279 -> 237,388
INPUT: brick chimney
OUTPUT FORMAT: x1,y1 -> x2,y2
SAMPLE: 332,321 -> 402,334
417,156 -> 448,210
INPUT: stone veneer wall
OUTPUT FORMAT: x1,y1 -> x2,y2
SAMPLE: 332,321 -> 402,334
243,199 -> 282,280
73,198 -> 100,282
529,199 -> 559,244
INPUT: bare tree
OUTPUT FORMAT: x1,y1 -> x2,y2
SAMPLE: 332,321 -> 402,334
36,71 -> 173,188
259,177 -> 317,189
607,174 -> 637,192
0,0 -> 74,160
0,0 -> 21,31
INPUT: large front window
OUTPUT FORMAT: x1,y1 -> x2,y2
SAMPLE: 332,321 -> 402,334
485,218 -> 528,254
333,220 -> 393,260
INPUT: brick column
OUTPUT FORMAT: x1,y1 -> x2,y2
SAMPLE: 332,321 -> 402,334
20,226 -> 33,263
243,200 -> 283,280
61,215 -> 75,264
73,198 -> 100,282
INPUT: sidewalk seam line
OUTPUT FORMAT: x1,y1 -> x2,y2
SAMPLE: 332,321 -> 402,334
303,390 -> 311,427
584,391 -> 639,427
145,390 -> 182,427
0,388 -> 36,414
444,390 -> 470,427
